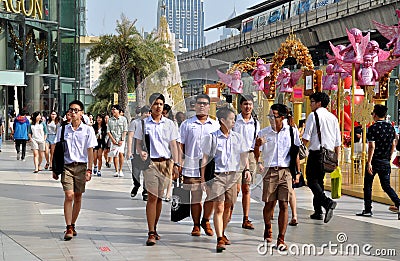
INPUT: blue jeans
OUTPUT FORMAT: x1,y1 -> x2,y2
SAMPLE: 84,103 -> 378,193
0,135 -> 2,149
363,160 -> 400,212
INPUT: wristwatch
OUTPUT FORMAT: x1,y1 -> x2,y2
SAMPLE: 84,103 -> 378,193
174,162 -> 181,167
296,170 -> 302,175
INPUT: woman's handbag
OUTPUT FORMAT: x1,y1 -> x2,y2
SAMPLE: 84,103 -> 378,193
315,112 -> 338,173
131,120 -> 151,170
52,123 -> 67,175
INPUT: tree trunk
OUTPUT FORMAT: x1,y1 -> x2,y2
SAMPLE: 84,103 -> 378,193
134,68 -> 145,107
119,61 -> 131,121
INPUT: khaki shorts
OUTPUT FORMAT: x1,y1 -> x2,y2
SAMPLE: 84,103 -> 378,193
209,172 -> 240,204
31,140 -> 46,151
183,176 -> 212,203
61,163 -> 87,193
262,168 -> 293,202
237,151 -> 257,185
143,159 -> 172,198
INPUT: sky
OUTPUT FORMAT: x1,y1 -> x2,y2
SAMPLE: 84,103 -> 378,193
86,0 -> 262,45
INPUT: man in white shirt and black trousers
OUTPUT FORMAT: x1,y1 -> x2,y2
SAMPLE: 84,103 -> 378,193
302,92 -> 341,223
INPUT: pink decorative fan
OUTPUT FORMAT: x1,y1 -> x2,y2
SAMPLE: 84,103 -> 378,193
276,68 -> 302,93
339,28 -> 370,64
216,69 -> 243,94
373,10 -> 400,56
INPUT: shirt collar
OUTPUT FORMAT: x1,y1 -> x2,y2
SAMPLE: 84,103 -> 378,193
194,116 -> 214,124
147,115 -> 166,124
237,113 -> 254,124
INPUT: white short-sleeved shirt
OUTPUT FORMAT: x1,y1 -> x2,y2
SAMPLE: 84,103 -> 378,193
55,122 -> 98,164
258,123 -> 301,168
134,116 -> 179,159
233,113 -> 260,151
202,130 -> 247,172
180,116 -> 220,177
302,107 -> 341,151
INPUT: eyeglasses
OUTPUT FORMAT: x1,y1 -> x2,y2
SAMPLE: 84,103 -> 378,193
310,100 -> 316,103
196,101 -> 210,106
68,108 -> 82,113
268,115 -> 281,119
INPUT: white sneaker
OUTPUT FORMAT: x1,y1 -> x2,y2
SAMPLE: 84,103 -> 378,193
113,172 -> 119,177
93,166 -> 98,175
118,171 -> 124,177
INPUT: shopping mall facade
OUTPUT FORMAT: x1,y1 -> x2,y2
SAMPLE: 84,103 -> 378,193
0,0 -> 82,127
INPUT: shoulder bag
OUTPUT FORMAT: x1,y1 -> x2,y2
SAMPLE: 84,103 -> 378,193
199,133 -> 217,182
52,123 -> 67,175
131,119 -> 151,170
314,111 -> 338,173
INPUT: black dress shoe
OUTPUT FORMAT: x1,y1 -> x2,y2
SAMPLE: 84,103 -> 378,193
356,210 -> 373,217
324,201 -> 337,223
142,194 -> 148,201
310,212 -> 323,220
131,187 -> 139,198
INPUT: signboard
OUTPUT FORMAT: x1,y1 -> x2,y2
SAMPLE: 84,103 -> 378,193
204,84 -> 221,102
0,70 -> 25,86
293,85 -> 304,101
1,0 -> 43,19
303,69 -> 314,96
127,93 -> 136,102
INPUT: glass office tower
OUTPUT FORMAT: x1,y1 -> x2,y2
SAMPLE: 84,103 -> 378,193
157,0 -> 205,52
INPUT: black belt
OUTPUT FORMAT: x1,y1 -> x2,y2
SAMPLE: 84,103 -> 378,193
151,158 -> 168,162
65,162 -> 86,166
271,166 -> 289,171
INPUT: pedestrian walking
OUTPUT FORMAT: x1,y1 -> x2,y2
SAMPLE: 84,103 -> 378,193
256,104 -> 301,250
356,104 -> 400,219
127,105 -> 151,200
45,111 -> 61,170
134,93 -> 180,246
232,95 -> 260,230
179,94 -> 220,237
302,92 -> 340,223
29,111 -> 48,173
12,111 -> 30,160
107,105 -> 128,177
92,114 -> 107,176
201,107 -> 250,253
52,100 -> 97,241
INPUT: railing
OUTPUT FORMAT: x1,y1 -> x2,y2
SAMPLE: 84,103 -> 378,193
178,0 -> 398,61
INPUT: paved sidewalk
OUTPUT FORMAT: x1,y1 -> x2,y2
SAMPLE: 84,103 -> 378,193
0,141 -> 399,260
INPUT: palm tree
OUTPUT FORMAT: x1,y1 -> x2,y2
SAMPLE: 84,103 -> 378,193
88,14 -> 140,119
88,14 -> 174,120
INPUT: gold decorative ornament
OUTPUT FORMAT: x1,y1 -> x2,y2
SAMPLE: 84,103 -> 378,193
269,33 -> 314,99
354,98 -> 374,125
395,79 -> 400,101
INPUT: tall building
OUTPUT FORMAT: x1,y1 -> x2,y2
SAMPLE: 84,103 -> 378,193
220,7 -> 239,40
157,0 -> 205,52
0,0 -> 81,128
